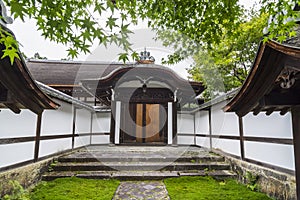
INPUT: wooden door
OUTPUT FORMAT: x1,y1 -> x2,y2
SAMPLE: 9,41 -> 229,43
135,103 -> 164,144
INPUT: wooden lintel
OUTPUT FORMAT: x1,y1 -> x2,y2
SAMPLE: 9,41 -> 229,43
263,92 -> 300,106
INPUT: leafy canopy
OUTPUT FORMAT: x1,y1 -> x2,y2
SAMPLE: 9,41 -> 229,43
188,12 -> 269,100
0,0 -> 299,64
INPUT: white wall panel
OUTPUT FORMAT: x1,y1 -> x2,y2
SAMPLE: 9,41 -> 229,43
91,135 -> 110,144
196,137 -> 210,149
0,142 -> 34,168
211,102 -> 239,136
75,136 -> 90,148
177,113 -> 194,134
213,138 -> 240,157
76,109 -> 91,134
0,109 -> 36,138
39,139 -> 71,157
178,135 -> 194,145
195,111 -> 209,134
245,141 -> 295,170
243,112 -> 293,138
41,101 -> 73,136
92,112 -> 111,133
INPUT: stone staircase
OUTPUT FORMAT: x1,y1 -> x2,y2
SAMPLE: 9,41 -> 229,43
42,146 -> 236,181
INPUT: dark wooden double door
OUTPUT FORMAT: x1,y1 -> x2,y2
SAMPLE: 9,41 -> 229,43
120,103 -> 167,144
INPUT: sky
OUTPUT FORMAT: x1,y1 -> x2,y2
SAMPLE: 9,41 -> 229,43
6,0 -> 258,79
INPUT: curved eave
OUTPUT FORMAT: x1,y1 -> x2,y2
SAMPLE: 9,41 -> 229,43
80,64 -> 204,105
0,27 -> 59,114
224,40 -> 300,117
82,65 -> 204,92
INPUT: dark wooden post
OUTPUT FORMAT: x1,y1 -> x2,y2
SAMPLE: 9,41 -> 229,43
238,116 -> 245,160
72,107 -> 77,150
110,101 -> 116,144
34,112 -> 43,162
208,108 -> 212,151
291,106 -> 300,199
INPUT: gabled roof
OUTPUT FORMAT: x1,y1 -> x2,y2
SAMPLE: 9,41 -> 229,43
0,27 -> 59,114
26,60 -> 130,86
26,60 -> 134,97
27,60 -> 204,106
224,40 -> 300,116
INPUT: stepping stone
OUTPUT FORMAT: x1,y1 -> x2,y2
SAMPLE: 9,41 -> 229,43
113,181 -> 170,200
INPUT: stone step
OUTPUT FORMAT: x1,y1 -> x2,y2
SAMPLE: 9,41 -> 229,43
43,170 -> 237,181
52,162 -> 231,172
57,156 -> 224,163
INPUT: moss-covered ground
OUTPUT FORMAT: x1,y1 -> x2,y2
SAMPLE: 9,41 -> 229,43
164,176 -> 273,200
28,176 -> 274,200
30,177 -> 119,200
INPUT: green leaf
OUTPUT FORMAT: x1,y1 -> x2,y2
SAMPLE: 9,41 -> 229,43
94,2 -> 105,15
106,16 -> 118,30
118,52 -> 129,63
10,1 -> 26,21
67,48 -> 79,59
2,48 -> 20,65
131,51 -> 139,61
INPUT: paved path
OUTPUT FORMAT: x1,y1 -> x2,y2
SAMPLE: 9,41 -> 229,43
113,181 -> 170,200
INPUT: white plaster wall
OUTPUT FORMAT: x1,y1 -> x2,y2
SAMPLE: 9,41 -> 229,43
75,136 -> 91,148
76,109 -> 91,134
91,112 -> 111,144
38,101 -> 74,157
243,112 -> 293,138
211,102 -> 239,136
39,139 -> 71,157
92,112 -> 111,133
177,135 -> 194,145
207,100 -> 294,171
177,113 -> 194,134
0,109 -> 36,138
91,135 -> 110,144
195,110 -> 209,134
0,142 -> 35,168
245,141 -> 295,170
196,137 -> 211,149
213,138 -> 241,157
41,100 -> 73,136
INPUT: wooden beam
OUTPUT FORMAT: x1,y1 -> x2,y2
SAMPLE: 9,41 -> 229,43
263,92 -> 300,106
291,106 -> 300,199
4,103 -> 21,114
34,112 -> 43,162
0,85 -> 8,102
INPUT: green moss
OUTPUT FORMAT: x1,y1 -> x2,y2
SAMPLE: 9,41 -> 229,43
30,177 -> 119,200
164,176 -> 273,200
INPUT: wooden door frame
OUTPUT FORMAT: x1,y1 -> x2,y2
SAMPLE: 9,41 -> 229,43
120,102 -> 169,145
